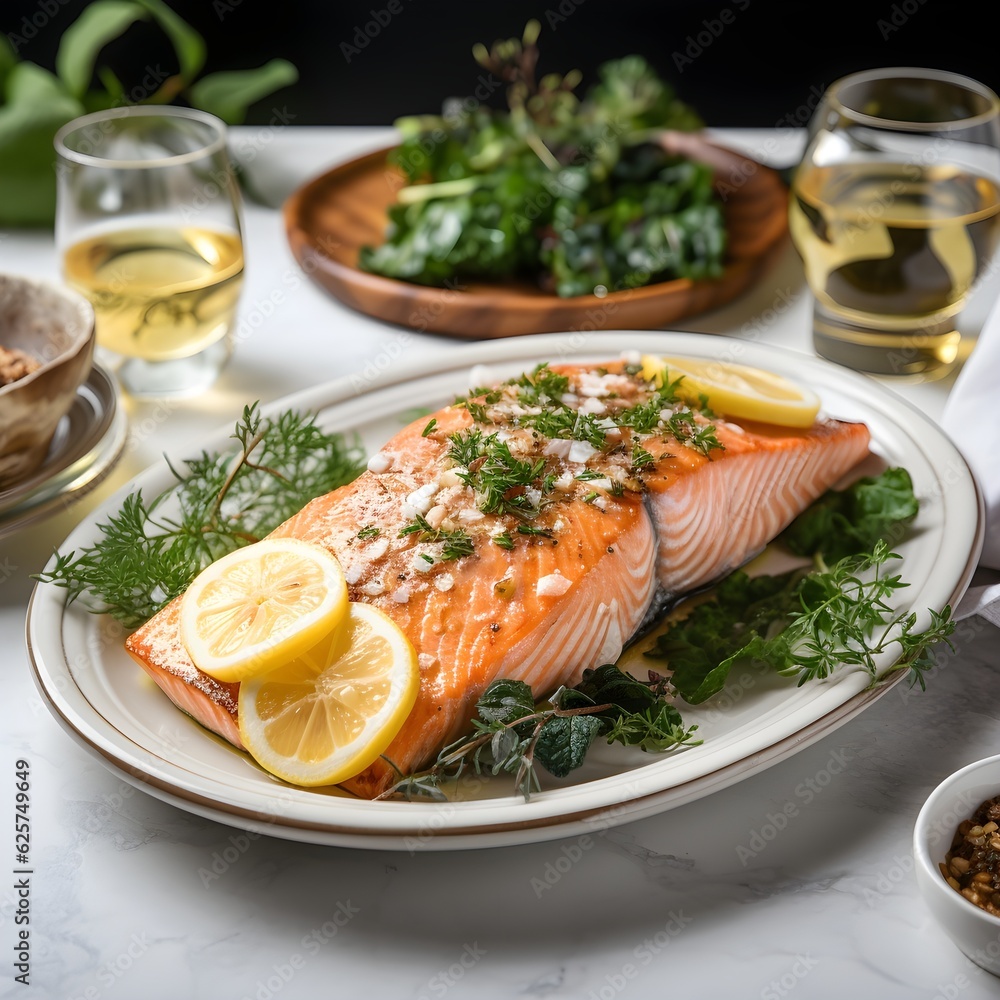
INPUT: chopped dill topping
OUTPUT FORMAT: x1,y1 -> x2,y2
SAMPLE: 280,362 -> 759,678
399,515 -> 476,560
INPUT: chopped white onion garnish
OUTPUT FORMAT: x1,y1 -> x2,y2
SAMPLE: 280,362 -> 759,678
568,440 -> 597,464
366,451 -> 393,474
536,572 -> 572,597
367,538 -> 389,560
402,481 -> 439,518
578,396 -> 607,415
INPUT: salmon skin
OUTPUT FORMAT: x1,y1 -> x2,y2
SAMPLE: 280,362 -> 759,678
125,359 -> 871,798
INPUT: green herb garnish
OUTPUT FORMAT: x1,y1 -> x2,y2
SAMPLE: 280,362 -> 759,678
517,524 -> 553,537
511,363 -> 571,404
441,533 -> 476,561
449,431 -> 549,519
631,443 -> 655,471
779,466 -> 920,563
380,666 -> 700,802
399,515 -> 475,561
357,525 -> 381,540
35,404 -> 365,628
646,469 -> 953,701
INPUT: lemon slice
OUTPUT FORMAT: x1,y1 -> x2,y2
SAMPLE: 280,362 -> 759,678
238,602 -> 419,786
640,354 -> 821,428
179,538 -> 349,683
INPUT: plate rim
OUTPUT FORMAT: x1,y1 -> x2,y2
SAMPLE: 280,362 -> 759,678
0,363 -> 127,536
24,331 -> 985,850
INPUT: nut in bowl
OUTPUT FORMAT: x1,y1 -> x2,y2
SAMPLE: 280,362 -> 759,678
914,753 -> 1000,976
0,275 -> 96,487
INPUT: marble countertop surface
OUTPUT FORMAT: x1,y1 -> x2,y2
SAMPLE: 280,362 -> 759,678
2,126 -> 999,1000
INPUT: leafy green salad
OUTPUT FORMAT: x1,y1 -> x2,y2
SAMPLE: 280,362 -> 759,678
358,21 -> 726,297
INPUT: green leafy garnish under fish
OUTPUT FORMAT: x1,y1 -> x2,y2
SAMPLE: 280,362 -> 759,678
779,465 -> 920,562
646,468 -> 952,703
380,665 -> 700,802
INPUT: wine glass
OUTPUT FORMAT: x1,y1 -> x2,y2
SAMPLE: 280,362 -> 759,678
789,67 -> 1000,377
54,106 -> 245,398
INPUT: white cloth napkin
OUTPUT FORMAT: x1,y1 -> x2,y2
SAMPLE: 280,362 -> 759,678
941,291 -> 1000,623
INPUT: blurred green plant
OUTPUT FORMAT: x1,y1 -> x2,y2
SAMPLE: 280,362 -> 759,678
0,0 -> 298,227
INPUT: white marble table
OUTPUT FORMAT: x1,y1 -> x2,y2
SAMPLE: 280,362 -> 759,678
2,127 -> 1000,1000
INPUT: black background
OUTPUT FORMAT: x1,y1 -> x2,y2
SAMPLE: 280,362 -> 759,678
4,0 -> 998,128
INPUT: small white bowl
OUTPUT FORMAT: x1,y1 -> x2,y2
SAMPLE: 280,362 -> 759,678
914,754 -> 1000,976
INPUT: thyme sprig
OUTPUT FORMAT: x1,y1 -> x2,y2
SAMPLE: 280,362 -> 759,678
648,537 -> 955,702
35,404 -> 366,628
379,666 -> 700,802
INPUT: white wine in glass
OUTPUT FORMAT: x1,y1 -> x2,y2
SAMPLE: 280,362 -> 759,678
55,107 -> 245,397
62,225 -> 244,362
789,68 -> 1000,377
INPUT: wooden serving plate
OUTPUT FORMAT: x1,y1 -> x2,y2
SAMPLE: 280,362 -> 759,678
283,131 -> 789,339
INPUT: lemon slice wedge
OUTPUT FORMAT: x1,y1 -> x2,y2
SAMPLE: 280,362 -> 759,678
238,602 -> 419,786
640,354 -> 821,428
179,538 -> 349,683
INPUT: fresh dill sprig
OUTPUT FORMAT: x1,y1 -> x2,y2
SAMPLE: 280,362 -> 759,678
447,427 -> 491,468
520,406 -> 609,449
631,442 -> 655,471
398,514 -> 475,560
510,363 -> 571,404
441,533 -> 476,560
662,408 -> 724,457
616,372 -> 683,434
777,542 -> 956,689
35,403 -> 366,628
449,430 -> 549,519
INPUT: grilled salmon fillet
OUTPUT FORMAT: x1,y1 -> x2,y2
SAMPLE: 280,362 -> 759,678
125,360 -> 871,798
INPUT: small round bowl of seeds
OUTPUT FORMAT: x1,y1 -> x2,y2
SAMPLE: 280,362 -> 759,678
915,754 -> 1000,976
0,273 -> 95,487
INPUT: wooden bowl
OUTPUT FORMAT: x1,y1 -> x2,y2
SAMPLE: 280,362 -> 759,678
283,131 -> 789,339
0,275 -> 96,487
